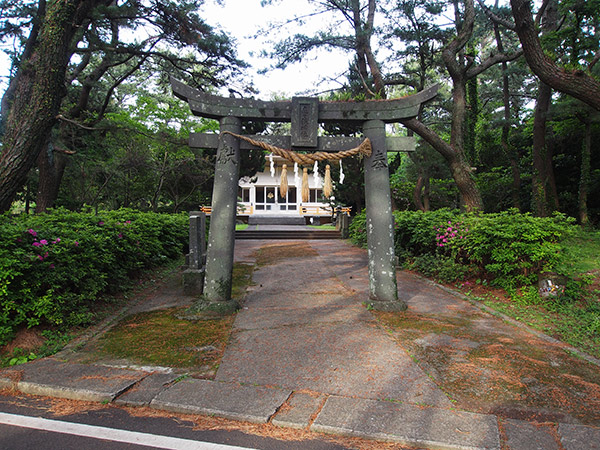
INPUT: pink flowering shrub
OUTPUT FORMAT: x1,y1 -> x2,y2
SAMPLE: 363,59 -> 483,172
0,208 -> 187,345
434,221 -> 470,263
435,221 -> 468,248
349,209 -> 575,288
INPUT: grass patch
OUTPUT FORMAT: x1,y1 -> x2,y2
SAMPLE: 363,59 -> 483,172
483,298 -> 600,359
308,224 -> 336,230
93,262 -> 255,372
231,262 -> 255,299
235,223 -> 249,231
96,308 -> 235,369
559,229 -> 600,274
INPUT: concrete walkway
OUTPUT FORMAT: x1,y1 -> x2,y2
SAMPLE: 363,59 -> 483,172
1,239 -> 599,450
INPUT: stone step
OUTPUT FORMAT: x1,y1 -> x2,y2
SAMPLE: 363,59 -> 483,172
248,215 -> 307,225
235,230 -> 340,240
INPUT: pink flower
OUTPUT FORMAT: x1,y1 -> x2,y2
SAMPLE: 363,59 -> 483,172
118,233 -> 123,239
39,239 -> 48,245
32,241 -> 42,247
49,264 -> 55,269
53,238 -> 61,244
27,229 -> 37,237
38,255 -> 44,261
74,241 -> 79,247
98,221 -> 104,226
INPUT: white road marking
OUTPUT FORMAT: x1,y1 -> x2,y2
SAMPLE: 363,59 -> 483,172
0,412 -> 256,450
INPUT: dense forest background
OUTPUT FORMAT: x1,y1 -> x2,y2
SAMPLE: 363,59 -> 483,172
0,0 -> 599,226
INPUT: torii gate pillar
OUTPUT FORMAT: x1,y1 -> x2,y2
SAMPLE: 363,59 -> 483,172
202,116 -> 241,309
363,120 -> 403,310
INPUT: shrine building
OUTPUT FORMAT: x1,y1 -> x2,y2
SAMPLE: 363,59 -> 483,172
237,154 -> 335,221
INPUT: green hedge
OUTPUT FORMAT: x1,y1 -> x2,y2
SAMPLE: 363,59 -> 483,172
0,209 -> 187,345
349,209 -> 576,289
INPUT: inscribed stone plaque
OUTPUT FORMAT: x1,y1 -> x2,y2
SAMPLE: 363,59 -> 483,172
291,97 -> 318,148
370,147 -> 389,170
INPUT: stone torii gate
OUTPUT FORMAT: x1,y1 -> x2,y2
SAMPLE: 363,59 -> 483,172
171,77 -> 438,314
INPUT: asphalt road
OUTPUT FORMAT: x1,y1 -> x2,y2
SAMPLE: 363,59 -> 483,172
0,394 -> 353,450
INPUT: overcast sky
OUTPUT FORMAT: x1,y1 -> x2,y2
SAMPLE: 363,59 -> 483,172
201,0 -> 351,98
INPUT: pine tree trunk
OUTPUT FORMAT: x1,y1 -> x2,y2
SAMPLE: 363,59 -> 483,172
35,144 -> 70,213
465,76 -> 478,163
578,120 -> 591,226
423,176 -> 430,211
545,139 -> 559,211
494,20 -> 521,211
0,0 -> 101,212
413,175 -> 425,211
449,157 -> 482,212
509,157 -> 521,210
532,82 -> 552,216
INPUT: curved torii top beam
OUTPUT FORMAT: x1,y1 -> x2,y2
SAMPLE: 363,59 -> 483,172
170,77 -> 438,124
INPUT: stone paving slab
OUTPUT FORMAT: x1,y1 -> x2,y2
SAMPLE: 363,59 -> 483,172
151,378 -> 291,423
272,392 -> 326,429
126,275 -> 194,315
312,396 -> 500,450
396,271 -> 479,315
114,372 -> 180,407
235,304 -> 372,329
502,419 -> 560,450
558,423 -> 600,450
232,239 -> 264,263
242,289 -> 361,309
251,264 -> 334,293
0,358 -> 144,402
220,240 -> 452,407
307,241 -> 370,293
216,321 -> 452,407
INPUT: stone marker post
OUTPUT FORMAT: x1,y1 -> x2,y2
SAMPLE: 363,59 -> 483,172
201,116 -> 241,311
363,120 -> 407,311
183,211 -> 206,295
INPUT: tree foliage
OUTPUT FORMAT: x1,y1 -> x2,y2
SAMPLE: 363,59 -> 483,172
0,0 -> 246,212
0,0 -> 599,226
509,0 -> 600,111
